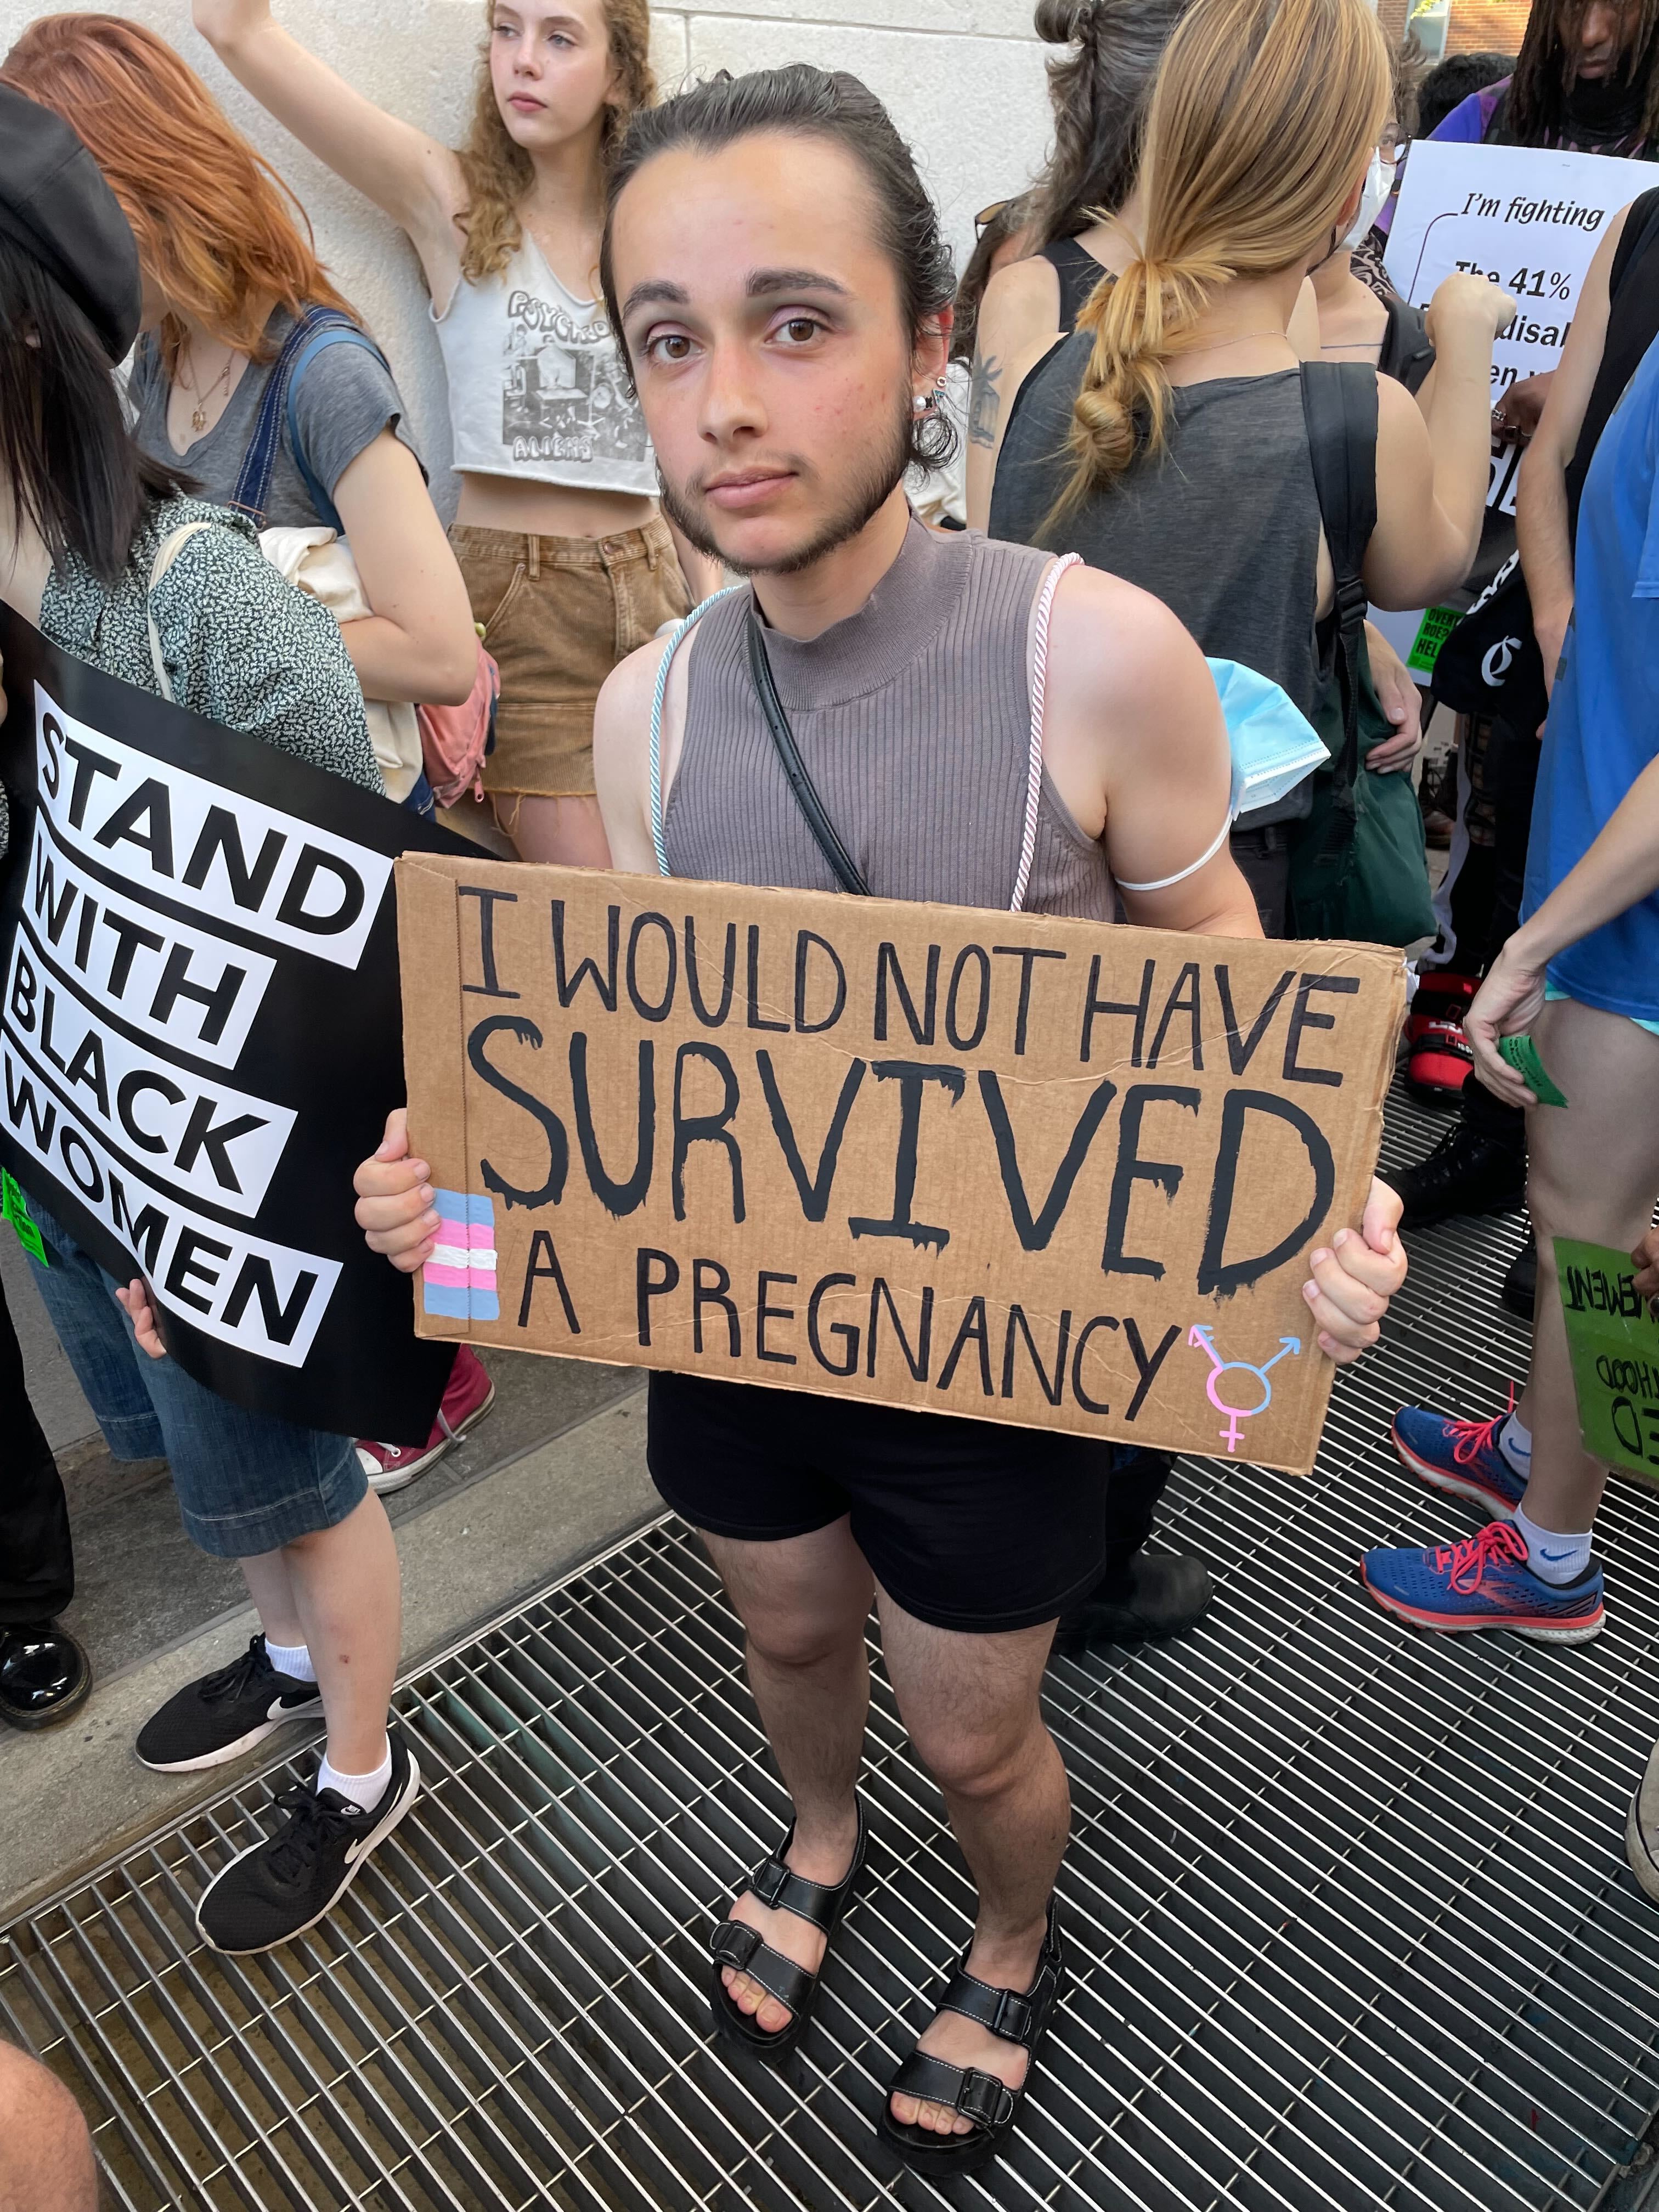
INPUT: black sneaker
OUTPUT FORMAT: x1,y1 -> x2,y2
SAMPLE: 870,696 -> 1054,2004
136,1635 -> 324,1774
196,1726 -> 420,1955
1052,1549 -> 1215,1656
1392,1124 -> 1527,1230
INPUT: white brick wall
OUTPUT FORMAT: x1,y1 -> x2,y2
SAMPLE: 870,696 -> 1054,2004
0,0 -> 1057,514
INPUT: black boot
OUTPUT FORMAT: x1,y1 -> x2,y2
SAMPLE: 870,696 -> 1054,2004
1053,1549 -> 1215,1655
1393,1122 -> 1527,1229
1501,1232 -> 1537,1321
0,1622 -> 92,1730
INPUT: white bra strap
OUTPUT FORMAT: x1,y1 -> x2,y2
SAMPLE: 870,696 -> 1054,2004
650,583 -> 745,876
1116,806 -> 1233,894
1012,552 -> 1081,915
145,520 -> 215,703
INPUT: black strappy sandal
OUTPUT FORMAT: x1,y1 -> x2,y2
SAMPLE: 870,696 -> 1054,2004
877,1898 -> 1065,2175
708,1800 -> 869,2058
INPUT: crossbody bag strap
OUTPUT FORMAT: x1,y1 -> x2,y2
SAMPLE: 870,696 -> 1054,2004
746,610 -> 870,897
649,585 -> 746,874
1012,552 -> 1081,913
145,520 -> 217,702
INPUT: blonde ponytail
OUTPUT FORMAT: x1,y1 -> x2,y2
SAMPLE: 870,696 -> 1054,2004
1052,245 -> 1224,522
1048,0 -> 1389,521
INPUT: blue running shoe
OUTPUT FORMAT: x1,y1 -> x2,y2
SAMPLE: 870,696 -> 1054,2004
1360,1521 -> 1604,1643
1391,1402 -> 1526,1520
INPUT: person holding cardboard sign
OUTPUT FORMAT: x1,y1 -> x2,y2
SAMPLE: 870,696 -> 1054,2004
362,53 -> 1409,2176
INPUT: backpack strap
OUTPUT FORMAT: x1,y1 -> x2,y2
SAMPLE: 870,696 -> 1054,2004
228,307 -> 388,529
283,322 -> 392,533
1298,359 -> 1379,829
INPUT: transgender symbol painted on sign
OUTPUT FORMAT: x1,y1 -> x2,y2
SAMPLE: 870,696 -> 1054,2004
1188,1325 -> 1302,1454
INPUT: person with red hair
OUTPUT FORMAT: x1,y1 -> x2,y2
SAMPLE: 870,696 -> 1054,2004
3,12 -> 497,1498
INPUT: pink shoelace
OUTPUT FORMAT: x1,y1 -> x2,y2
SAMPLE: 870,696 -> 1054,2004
1444,1384 -> 1517,1470
1432,1520 -> 1529,1593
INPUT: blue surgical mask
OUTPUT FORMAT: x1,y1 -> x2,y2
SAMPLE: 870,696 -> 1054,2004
1344,151 -> 1395,248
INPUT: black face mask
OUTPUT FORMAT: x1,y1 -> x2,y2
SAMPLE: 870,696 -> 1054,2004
1565,67 -> 1644,131
1564,31 -> 1656,136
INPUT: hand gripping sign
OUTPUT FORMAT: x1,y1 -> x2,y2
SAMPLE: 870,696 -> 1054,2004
399,856 -> 1403,1474
0,603 -> 458,1441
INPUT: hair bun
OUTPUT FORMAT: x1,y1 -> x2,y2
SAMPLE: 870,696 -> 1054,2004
1034,0 -> 1098,45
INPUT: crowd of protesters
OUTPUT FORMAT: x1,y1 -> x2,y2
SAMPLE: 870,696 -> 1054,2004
2,0 -> 1658,2190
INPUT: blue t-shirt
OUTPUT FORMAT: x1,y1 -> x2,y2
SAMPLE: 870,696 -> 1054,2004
1522,326 -> 1659,1020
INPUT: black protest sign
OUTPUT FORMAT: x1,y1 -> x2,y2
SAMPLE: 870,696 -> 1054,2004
0,602 -> 458,1442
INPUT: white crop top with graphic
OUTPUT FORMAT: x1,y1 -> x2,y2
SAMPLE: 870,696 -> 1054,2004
432,229 -> 657,494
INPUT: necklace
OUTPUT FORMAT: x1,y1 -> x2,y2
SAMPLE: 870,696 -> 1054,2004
1180,329 -> 1289,354
182,345 -> 235,435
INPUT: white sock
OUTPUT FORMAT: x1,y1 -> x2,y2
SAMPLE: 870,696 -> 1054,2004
263,1635 -> 317,1685
1497,1413 -> 1532,1479
318,1737 -> 392,1814
1514,1504 -> 1593,1586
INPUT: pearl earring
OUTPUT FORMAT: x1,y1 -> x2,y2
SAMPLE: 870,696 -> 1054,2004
912,392 -> 929,414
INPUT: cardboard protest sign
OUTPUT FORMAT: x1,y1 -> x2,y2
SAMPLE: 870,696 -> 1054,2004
1556,1238 -> 1659,1486
1372,140 -> 1652,673
0,603 -> 459,1441
399,856 -> 1404,1474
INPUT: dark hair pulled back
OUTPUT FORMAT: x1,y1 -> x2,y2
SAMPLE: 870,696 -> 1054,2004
600,63 -> 958,475
1031,0 -> 1195,243
0,235 -> 187,583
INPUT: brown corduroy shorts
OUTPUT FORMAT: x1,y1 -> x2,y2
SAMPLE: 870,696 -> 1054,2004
449,514 -> 691,799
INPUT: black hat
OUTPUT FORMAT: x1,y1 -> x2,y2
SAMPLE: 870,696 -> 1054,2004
0,82 -> 142,362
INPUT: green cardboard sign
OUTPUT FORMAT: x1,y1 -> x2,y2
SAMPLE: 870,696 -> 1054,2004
1556,1238 -> 1659,1485
1407,605 -> 1460,675
1,1168 -> 46,1266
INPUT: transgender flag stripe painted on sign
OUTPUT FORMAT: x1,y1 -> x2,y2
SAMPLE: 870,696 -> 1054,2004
423,1190 -> 499,1322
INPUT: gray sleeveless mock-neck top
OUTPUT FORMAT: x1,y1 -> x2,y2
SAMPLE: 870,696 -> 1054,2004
663,517 -> 1114,919
990,346 -> 1324,825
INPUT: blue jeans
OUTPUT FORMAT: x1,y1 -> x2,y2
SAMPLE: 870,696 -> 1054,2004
26,1202 -> 365,1560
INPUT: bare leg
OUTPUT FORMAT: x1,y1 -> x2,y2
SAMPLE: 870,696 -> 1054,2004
495,792 -> 612,868
0,2042 -> 97,2212
703,1519 -> 874,2035
1514,997 -> 1659,1532
281,1490 -> 402,1776
238,1549 -> 302,1649
879,1593 -> 1066,2138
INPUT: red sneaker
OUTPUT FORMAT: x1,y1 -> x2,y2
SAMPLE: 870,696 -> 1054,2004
355,1346 -> 496,1495
1405,970 -> 1475,1047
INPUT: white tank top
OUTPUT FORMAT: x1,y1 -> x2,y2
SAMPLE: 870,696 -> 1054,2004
431,228 -> 657,495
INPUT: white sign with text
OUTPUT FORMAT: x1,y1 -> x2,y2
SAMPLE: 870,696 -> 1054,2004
1385,139 -> 1652,515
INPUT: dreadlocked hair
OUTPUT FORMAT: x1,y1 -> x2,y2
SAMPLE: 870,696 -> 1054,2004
1051,0 -> 1388,523
456,0 -> 655,283
1505,0 -> 1659,146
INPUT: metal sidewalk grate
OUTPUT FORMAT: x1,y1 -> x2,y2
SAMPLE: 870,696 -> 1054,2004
5,1086 -> 1659,2211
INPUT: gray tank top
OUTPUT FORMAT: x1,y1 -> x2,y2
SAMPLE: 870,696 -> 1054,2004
664,518 -> 1114,919
990,342 -> 1325,825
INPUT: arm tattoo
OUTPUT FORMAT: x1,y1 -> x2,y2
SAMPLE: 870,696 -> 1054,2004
968,352 -> 1002,448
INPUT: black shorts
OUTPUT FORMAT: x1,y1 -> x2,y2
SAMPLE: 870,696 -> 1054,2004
646,1372 -> 1110,1635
